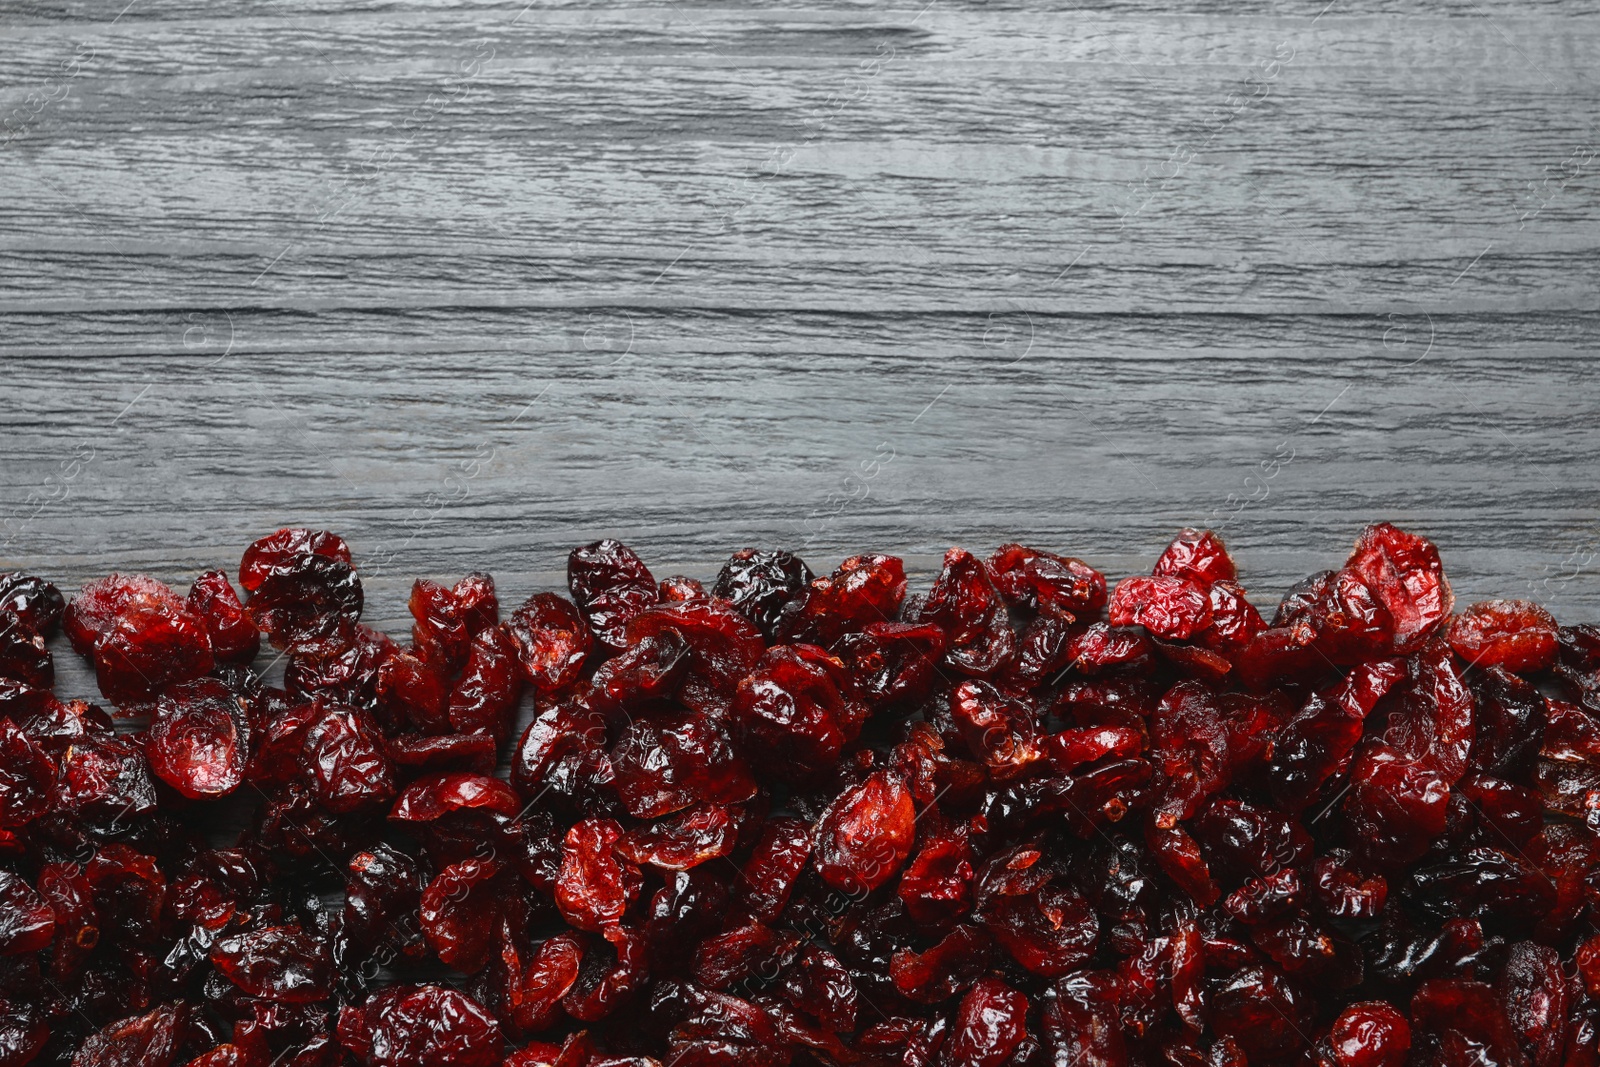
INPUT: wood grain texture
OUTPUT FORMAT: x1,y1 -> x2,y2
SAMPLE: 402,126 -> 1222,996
2,0 -> 1599,706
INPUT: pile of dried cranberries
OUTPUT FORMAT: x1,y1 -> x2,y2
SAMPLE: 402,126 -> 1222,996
0,523 -> 1594,1067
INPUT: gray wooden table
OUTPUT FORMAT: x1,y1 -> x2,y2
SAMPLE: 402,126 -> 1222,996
3,0 -> 1598,700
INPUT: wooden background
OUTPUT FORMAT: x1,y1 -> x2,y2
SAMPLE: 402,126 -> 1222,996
2,0 -> 1598,701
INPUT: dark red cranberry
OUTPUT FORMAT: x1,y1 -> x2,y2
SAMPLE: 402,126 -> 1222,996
146,677 -> 248,799
568,539 -> 657,651
714,549 -> 813,640
188,570 -> 260,663
337,985 -> 501,1067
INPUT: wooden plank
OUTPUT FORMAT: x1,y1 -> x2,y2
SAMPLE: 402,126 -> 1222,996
1,0 -> 1597,667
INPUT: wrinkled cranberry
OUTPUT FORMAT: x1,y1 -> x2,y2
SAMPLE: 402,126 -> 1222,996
714,549 -> 813,640
188,570 -> 260,663
300,705 -> 394,813
569,539 -> 657,651
240,528 -> 351,591
72,1004 -> 186,1067
419,858 -> 503,972
337,985 -> 501,1067
776,553 -> 906,647
247,554 -> 363,649
211,926 -> 331,1003
1109,575 -> 1213,640
615,804 -> 737,870
734,644 -> 861,777
1346,522 -> 1453,654
0,572 -> 64,636
0,872 -> 54,955
1449,599 -> 1559,672
146,678 -> 248,799
812,770 -> 915,894
507,593 -> 591,695
1331,1001 -> 1410,1067
555,819 -> 642,931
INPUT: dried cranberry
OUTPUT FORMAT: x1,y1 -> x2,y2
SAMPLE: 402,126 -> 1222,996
247,554 -> 362,649
188,570 -> 260,663
612,709 -> 757,816
299,705 -> 394,813
1110,575 -> 1213,640
0,872 -> 54,955
337,985 -> 500,1067
1345,522 -> 1453,654
506,593 -> 590,695
1449,599 -> 1559,672
1331,1001 -> 1410,1067
734,644 -> 861,777
812,770 -> 915,894
776,553 -> 906,647
714,549 -> 813,641
419,858 -> 503,972
146,678 -> 248,799
555,818 -> 642,931
988,543 -> 1106,613
568,539 -> 657,651
211,926 -> 331,1002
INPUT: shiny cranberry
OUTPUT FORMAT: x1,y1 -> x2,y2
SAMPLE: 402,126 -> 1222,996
568,539 -> 657,651
337,985 -> 501,1067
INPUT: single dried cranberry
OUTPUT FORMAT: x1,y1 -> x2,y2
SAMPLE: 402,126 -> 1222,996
615,804 -> 737,870
940,976 -> 1027,1067
211,926 -> 331,1003
188,570 -> 259,663
506,593 -> 590,695
0,573 -> 63,636
285,622 -> 395,710
0,719 -> 54,829
1331,1001 -> 1411,1067
949,680 -> 1040,778
299,705 -> 394,813
0,872 -> 54,955
1064,622 -> 1153,674
1153,528 -> 1238,586
239,528 -> 351,592
735,817 -> 812,925
446,625 -> 522,740
734,644 -> 860,777
1449,599 -> 1559,672
420,858 -> 503,972
1211,964 -> 1307,1061
610,709 -> 754,818
568,539 -> 657,651
1109,575 -> 1213,640
376,650 -> 451,733
812,770 -> 915,894
343,845 -> 426,959
503,931 -> 584,1034
626,599 -> 764,711
776,553 -> 907,647
555,818 -> 642,932
919,548 -> 1015,677
988,543 -> 1107,614
898,826 -> 973,926
146,678 -> 248,799
713,549 -> 813,640
91,594 -> 215,705
1345,522 -> 1453,654
0,616 -> 51,689
247,554 -> 363,649
72,1004 -> 186,1067
832,621 -> 945,713
337,985 -> 501,1067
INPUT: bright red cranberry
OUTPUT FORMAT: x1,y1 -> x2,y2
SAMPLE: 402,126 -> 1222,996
1108,575 -> 1213,640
